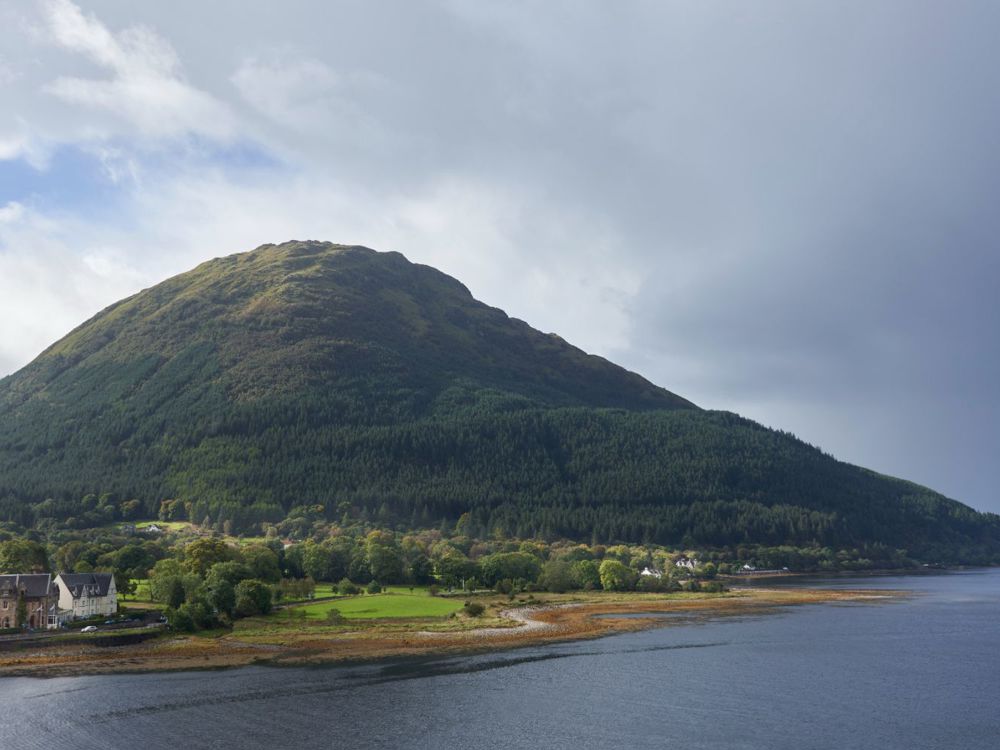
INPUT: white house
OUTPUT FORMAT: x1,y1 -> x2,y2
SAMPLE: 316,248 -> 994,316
674,557 -> 701,570
639,567 -> 662,579
54,573 -> 118,620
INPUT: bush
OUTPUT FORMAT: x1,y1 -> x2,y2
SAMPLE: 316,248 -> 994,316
338,578 -> 361,595
325,608 -> 345,624
635,575 -> 678,593
366,581 -> 382,595
463,601 -> 485,617
166,606 -> 195,632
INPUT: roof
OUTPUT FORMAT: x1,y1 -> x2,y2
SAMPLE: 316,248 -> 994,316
56,573 -> 115,599
0,574 -> 55,598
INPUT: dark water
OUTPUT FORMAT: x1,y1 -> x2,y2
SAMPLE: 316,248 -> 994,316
3,569 -> 999,749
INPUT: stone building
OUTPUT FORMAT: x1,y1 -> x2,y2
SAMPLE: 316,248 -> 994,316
0,574 -> 61,630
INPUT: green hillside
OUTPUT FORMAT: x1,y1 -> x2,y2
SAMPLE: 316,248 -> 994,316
0,241 -> 996,560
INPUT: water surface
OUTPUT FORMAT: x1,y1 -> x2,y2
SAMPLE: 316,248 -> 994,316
3,568 -> 998,749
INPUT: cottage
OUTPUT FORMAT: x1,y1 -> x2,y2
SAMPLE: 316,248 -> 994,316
0,574 -> 62,630
54,573 -> 118,621
674,556 -> 701,570
639,567 -> 663,578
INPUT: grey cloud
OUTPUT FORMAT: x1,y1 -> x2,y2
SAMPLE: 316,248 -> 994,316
1,0 -> 998,512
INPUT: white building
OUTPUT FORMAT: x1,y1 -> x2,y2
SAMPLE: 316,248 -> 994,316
674,557 -> 701,570
54,573 -> 118,620
639,567 -> 662,578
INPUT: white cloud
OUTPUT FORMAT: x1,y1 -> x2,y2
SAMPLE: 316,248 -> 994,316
0,202 -> 153,372
0,124 -> 50,168
40,0 -> 236,140
0,201 -> 25,223
232,56 -> 341,126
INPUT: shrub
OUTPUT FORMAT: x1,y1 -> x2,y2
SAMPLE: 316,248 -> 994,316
366,581 -> 382,595
463,601 -> 485,617
166,606 -> 195,632
338,578 -> 361,595
325,608 -> 345,624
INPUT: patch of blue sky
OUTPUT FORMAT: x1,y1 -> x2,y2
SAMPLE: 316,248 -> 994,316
0,137 -> 286,222
0,146 -> 125,220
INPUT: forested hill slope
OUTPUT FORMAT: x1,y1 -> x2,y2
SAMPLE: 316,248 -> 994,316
0,240 -> 996,561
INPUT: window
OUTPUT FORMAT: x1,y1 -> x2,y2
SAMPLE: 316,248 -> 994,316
2,600 -> 7,610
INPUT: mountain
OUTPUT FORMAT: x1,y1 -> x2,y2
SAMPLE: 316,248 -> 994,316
0,240 -> 997,560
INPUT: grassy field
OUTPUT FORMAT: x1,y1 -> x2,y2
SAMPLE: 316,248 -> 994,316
122,579 -> 163,610
279,582 -> 338,603
278,589 -> 464,620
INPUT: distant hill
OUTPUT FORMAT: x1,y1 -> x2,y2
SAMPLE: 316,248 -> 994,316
0,241 -> 996,560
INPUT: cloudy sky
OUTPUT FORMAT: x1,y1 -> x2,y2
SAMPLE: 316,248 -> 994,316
1,1 -> 998,513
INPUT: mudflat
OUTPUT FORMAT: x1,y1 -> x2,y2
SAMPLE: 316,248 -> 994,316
0,587 -> 899,677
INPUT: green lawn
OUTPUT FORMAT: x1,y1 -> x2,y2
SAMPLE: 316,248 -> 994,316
279,582 -> 338,603
130,578 -> 151,600
283,591 -> 464,620
129,577 -> 459,620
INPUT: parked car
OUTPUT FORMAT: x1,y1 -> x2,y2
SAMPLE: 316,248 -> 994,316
81,625 -> 98,633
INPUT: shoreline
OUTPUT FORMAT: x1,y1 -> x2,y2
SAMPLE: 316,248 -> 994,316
0,587 -> 903,679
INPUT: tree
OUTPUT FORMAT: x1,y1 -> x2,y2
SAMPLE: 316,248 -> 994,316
183,538 -> 233,577
242,545 -> 281,583
15,597 -> 27,629
165,577 -> 187,609
478,552 -> 541,587
434,550 -> 478,588
205,560 -> 252,588
207,579 -> 236,617
599,559 -> 636,591
366,533 -> 404,584
301,540 -> 352,582
52,541 -> 86,573
0,539 -> 49,573
234,579 -> 273,617
149,559 -> 200,604
572,560 -> 601,590
113,570 -> 138,599
408,554 -> 434,585
538,560 -> 576,593
112,544 -> 157,580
